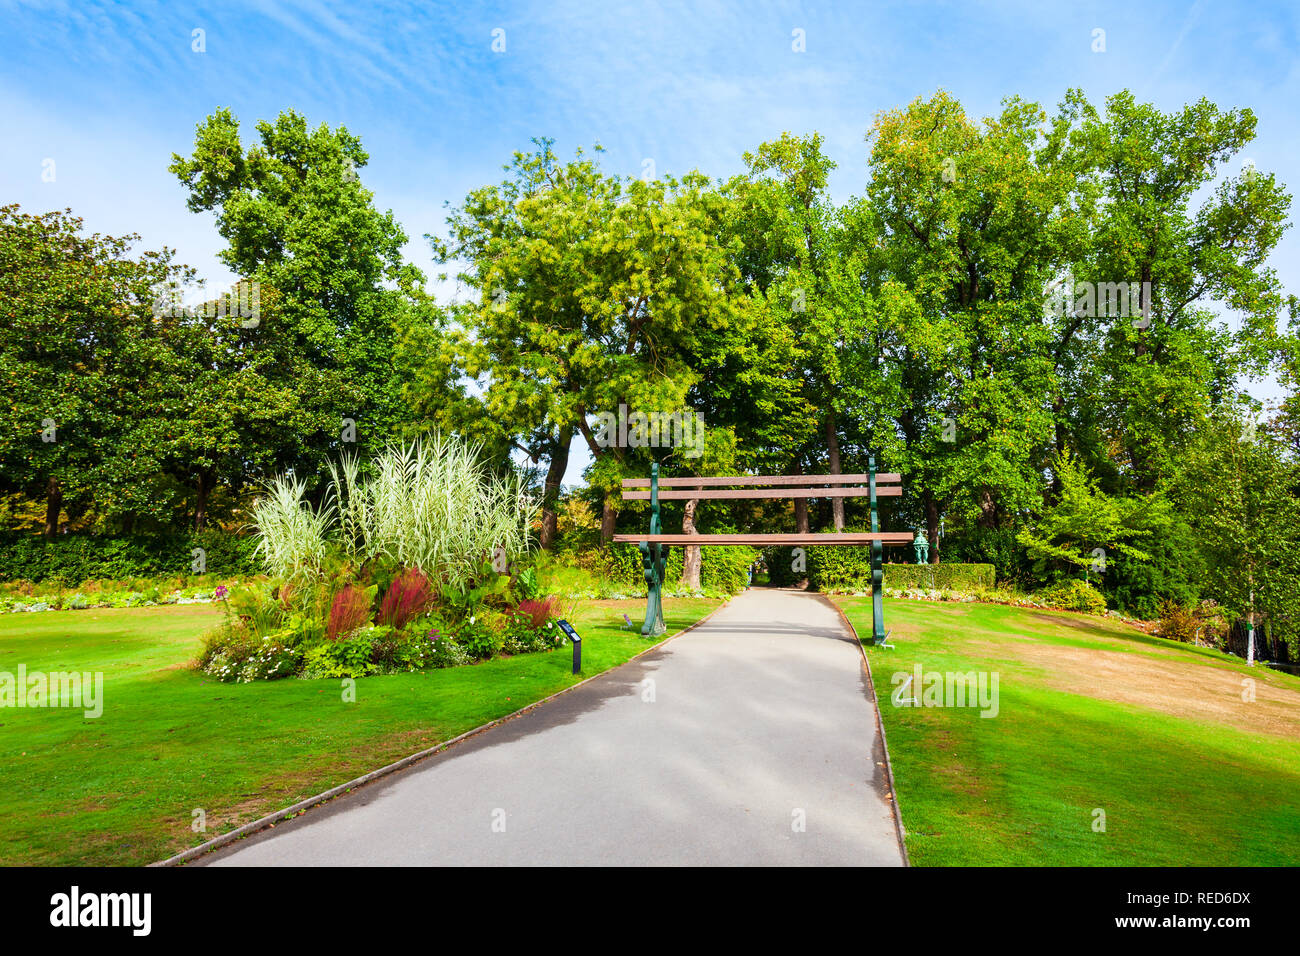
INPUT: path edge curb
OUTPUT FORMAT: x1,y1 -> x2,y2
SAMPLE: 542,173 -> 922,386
151,596 -> 732,867
819,593 -> 911,867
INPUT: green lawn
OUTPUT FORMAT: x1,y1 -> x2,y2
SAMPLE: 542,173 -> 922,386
0,596 -> 719,865
838,596 -> 1300,866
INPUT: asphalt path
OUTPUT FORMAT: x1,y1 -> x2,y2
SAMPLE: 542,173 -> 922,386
201,588 -> 904,866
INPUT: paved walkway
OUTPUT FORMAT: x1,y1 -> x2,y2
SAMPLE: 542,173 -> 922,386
201,589 -> 904,866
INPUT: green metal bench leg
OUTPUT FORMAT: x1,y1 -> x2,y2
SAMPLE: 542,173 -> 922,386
639,541 -> 667,637
639,462 -> 668,637
869,456 -> 888,646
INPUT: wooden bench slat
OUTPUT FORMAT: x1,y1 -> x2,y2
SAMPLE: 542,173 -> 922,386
620,473 -> 901,488
612,533 -> 915,546
621,486 -> 902,501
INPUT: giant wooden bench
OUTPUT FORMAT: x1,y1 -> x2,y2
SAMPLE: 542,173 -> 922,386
613,457 -> 912,643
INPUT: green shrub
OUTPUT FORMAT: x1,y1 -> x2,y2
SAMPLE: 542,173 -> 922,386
199,621 -> 303,683
418,617 -> 473,668
455,614 -> 505,660
1100,533 -> 1204,620
607,542 -> 754,596
1156,602 -> 1200,643
608,543 -> 684,594
1034,579 -> 1107,614
697,545 -> 758,595
805,547 -> 871,591
301,629 -> 383,679
511,566 -> 541,601
502,612 -> 562,655
0,530 -> 258,584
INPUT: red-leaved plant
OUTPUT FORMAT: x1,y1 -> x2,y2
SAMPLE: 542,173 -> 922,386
515,595 -> 559,630
327,585 -> 373,641
379,568 -> 434,629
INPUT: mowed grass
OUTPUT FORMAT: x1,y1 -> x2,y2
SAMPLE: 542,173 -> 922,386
838,597 -> 1300,866
0,597 -> 719,866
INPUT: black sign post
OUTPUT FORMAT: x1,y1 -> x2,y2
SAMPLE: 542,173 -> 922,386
557,619 -> 581,674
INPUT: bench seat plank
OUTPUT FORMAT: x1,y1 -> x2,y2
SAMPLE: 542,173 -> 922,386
621,486 -> 901,500
612,532 -> 915,545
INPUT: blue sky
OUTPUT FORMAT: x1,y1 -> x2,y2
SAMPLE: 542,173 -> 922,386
3,0 -> 1298,481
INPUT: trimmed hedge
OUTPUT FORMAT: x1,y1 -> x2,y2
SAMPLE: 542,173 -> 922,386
0,531 -> 260,584
761,545 -> 993,593
882,563 -> 995,591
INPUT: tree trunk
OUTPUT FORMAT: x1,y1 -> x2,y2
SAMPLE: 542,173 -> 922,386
1050,396 -> 1067,503
1135,263 -> 1152,359
538,428 -> 572,551
681,496 -> 701,590
825,412 -> 844,530
43,476 -> 62,539
976,486 -> 999,530
194,472 -> 211,532
600,496 -> 617,545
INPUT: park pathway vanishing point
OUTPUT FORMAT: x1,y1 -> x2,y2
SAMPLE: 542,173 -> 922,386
200,588 -> 905,866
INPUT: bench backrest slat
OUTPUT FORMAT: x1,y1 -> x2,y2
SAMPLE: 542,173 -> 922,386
621,473 -> 900,488
613,532 -> 914,545
622,486 -> 902,501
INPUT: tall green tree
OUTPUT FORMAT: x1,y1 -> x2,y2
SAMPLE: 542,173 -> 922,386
864,91 -> 1067,549
170,108 -> 438,464
1174,408 -> 1300,661
0,205 -> 185,535
1060,92 -> 1292,492
426,139 -> 739,547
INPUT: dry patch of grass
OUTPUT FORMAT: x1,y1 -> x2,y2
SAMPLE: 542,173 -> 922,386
1010,642 -> 1300,739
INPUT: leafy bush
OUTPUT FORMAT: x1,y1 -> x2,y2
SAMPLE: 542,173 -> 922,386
1100,533 -> 1204,620
1156,601 -> 1228,646
199,624 -> 303,683
940,527 -> 1034,588
302,629 -> 381,679
1034,579 -> 1107,614
420,619 -> 473,668
227,583 -> 287,637
607,543 -> 683,593
1156,602 -> 1201,643
698,545 -> 758,594
511,566 -> 541,601
455,614 -> 505,659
